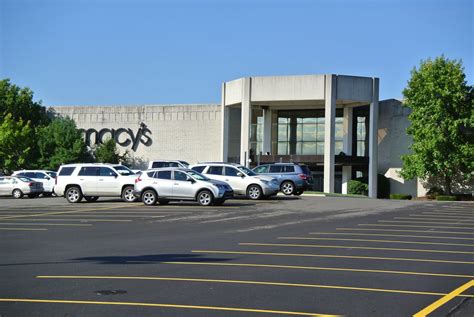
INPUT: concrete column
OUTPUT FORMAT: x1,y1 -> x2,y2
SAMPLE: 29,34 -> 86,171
368,78 -> 379,198
221,83 -> 229,161
262,107 -> 272,154
240,77 -> 252,167
341,107 -> 353,194
324,74 -> 336,193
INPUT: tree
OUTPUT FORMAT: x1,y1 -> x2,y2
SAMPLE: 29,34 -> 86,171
400,56 -> 474,195
0,113 -> 36,172
37,117 -> 91,170
94,138 -> 128,164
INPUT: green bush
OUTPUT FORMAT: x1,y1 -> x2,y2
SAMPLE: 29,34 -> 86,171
436,195 -> 457,201
350,174 -> 391,198
390,194 -> 412,200
426,186 -> 444,199
348,180 -> 368,196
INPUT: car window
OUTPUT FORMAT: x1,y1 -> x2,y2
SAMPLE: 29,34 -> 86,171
269,165 -> 283,173
300,165 -> 311,175
35,172 -> 48,179
156,171 -> 172,180
46,171 -> 57,178
179,161 -> 190,167
113,165 -> 135,176
224,167 -> 240,177
284,166 -> 295,173
151,162 -> 163,168
25,172 -> 36,178
173,171 -> 188,181
238,166 -> 257,176
147,171 -> 156,178
187,170 -> 209,181
0,177 -> 8,184
207,166 -> 223,175
253,166 -> 268,173
78,167 -> 100,176
59,167 -> 76,176
17,177 -> 32,182
191,166 -> 205,173
169,162 -> 180,167
100,167 -> 117,177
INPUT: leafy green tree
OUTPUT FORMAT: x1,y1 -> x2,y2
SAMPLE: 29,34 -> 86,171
0,113 -> 36,171
37,117 -> 91,170
400,56 -> 474,195
94,138 -> 128,164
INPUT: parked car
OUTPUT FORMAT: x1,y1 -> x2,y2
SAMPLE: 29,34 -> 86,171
0,176 -> 44,198
54,163 -> 139,203
190,162 -> 279,200
134,168 -> 233,206
148,160 -> 190,169
252,163 -> 313,195
12,170 -> 57,196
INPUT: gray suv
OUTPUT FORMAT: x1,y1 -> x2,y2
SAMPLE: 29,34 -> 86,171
253,163 -> 313,195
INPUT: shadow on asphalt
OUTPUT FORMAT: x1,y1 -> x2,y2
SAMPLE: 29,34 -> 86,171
71,253 -> 232,265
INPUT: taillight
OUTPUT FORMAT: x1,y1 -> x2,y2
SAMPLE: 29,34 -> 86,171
27,182 -> 33,187
135,177 -> 142,184
299,174 -> 308,180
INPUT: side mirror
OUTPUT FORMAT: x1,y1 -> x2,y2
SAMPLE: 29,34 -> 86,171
237,172 -> 244,178
186,176 -> 195,183
45,177 -> 51,180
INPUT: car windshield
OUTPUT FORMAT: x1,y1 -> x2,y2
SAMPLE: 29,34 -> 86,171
46,171 -> 57,178
179,161 -> 190,167
17,177 -> 33,182
186,170 -> 209,181
238,166 -> 257,176
113,165 -> 135,176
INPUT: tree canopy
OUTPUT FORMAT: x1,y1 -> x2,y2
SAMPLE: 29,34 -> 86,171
400,56 -> 474,195
94,138 -> 128,164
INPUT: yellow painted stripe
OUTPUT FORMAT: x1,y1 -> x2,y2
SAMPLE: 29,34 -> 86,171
192,250 -> 474,265
36,275 -> 474,298
0,218 -> 131,222
0,298 -> 336,317
337,228 -> 474,235
0,223 -> 91,226
161,261 -> 474,278
413,280 -> 474,317
239,242 -> 474,255
379,220 -> 474,226
278,237 -> 474,247
309,232 -> 474,241
0,227 -> 47,231
395,217 -> 474,222
359,224 -> 474,230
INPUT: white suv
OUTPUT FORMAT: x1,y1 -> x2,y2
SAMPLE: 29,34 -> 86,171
190,162 -> 280,200
55,163 -> 138,203
12,170 -> 57,196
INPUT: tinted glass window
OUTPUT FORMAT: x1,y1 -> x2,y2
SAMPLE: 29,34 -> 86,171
300,165 -> 311,175
207,166 -> 223,175
35,172 -> 47,179
78,167 -> 99,176
46,172 -> 57,178
224,167 -> 239,177
284,166 -> 295,173
269,166 -> 283,173
151,162 -> 165,168
113,165 -> 134,176
174,171 -> 188,181
25,172 -> 36,178
100,167 -> 117,177
59,167 -> 75,176
16,172 -> 26,177
147,171 -> 156,178
156,171 -> 172,179
253,166 -> 268,173
191,166 -> 205,173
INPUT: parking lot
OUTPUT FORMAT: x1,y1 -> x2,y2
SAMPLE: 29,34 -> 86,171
0,195 -> 473,316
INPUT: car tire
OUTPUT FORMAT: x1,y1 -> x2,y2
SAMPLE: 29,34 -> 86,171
247,184 -> 262,200
12,189 -> 23,199
66,186 -> 83,203
122,186 -> 136,202
142,189 -> 157,206
197,190 -> 213,206
280,181 -> 295,195
84,196 -> 99,202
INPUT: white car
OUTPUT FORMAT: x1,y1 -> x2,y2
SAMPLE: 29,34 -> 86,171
0,176 -> 44,198
12,170 -> 57,196
190,162 -> 280,200
55,163 -> 139,203
148,160 -> 190,169
134,168 -> 233,206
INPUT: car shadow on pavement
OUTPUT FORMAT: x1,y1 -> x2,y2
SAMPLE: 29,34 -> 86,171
71,253 -> 232,265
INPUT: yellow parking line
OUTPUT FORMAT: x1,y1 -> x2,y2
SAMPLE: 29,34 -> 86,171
238,243 -> 474,255
0,298 -> 337,317
395,217 -> 474,222
0,218 -> 131,222
337,228 -> 474,235
359,224 -> 474,230
309,232 -> 474,241
277,237 -> 474,247
413,280 -> 474,317
0,223 -> 91,226
162,261 -> 474,278
36,275 -> 474,298
192,250 -> 474,265
379,220 -> 474,226
0,227 -> 47,231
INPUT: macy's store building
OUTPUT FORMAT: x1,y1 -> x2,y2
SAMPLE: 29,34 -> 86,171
52,74 -> 420,198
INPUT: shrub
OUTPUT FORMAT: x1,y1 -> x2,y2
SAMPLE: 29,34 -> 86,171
390,194 -> 412,200
436,195 -> 457,201
426,186 -> 444,199
348,180 -> 368,196
350,174 -> 391,198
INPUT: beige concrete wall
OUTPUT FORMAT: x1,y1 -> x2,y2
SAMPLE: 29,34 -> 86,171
51,104 -> 222,168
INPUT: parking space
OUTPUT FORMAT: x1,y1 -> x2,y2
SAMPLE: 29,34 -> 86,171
1,196 -> 473,316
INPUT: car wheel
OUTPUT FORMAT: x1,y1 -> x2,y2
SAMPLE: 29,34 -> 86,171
12,189 -> 23,199
122,186 -> 136,202
247,184 -> 262,200
66,186 -> 83,203
158,199 -> 169,205
142,189 -> 157,206
84,196 -> 99,202
280,181 -> 295,195
197,190 -> 213,206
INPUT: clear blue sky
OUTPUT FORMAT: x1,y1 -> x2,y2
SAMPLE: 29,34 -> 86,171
1,0 -> 472,106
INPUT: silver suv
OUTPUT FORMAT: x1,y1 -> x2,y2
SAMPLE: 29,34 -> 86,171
55,163 -> 138,203
190,162 -> 280,200
253,163 -> 313,195
134,168 -> 233,206
12,170 -> 57,196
